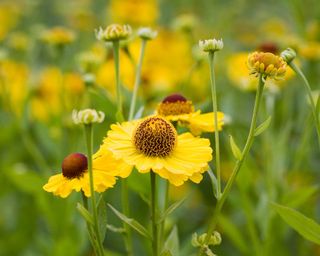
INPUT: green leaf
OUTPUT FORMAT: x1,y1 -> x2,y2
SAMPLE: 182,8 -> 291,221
97,197 -> 107,241
162,226 -> 179,256
207,167 -> 219,199
229,135 -> 242,160
283,186 -> 319,208
108,204 -> 152,239
217,215 -> 248,254
158,197 -> 187,223
106,224 -> 125,233
76,203 -> 94,226
254,116 -> 272,136
271,202 -> 320,245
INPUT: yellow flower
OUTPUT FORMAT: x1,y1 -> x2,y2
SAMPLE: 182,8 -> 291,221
43,152 -> 130,198
228,52 -> 294,91
156,94 -> 224,136
41,27 -> 75,46
247,51 -> 287,80
0,3 -> 20,41
99,116 -> 212,186
0,59 -> 29,115
109,0 -> 158,26
299,41 -> 320,60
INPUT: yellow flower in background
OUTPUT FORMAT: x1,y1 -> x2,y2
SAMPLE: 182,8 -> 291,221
0,2 -> 20,41
40,27 -> 75,46
156,93 -> 224,135
99,116 -> 212,186
43,153 -> 121,198
299,41 -> 320,60
31,67 -> 85,121
110,0 -> 158,26
7,32 -> 29,51
0,59 -> 29,115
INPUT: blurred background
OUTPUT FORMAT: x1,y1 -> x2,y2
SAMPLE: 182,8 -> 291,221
0,0 -> 319,255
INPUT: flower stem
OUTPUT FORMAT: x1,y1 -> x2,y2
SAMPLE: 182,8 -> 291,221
129,39 -> 147,121
112,41 -> 133,255
289,62 -> 320,148
113,40 -> 124,122
208,52 -> 221,198
84,124 -> 104,256
160,180 -> 169,247
151,171 -> 159,256
202,75 -> 265,250
82,192 -> 99,256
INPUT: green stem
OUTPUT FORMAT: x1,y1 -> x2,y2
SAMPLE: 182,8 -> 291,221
84,124 -> 104,256
121,179 -> 133,256
82,192 -> 99,256
289,62 -> 320,148
202,75 -> 265,249
151,171 -> 159,256
113,40 -> 124,122
160,181 -> 169,247
208,52 -> 221,198
129,39 -> 147,121
112,40 -> 133,255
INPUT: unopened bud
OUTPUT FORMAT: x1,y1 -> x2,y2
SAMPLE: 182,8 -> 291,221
72,109 -> 105,125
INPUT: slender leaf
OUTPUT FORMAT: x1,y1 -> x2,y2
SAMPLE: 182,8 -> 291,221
108,204 -> 152,239
207,167 -> 219,199
229,135 -> 242,160
158,197 -> 187,223
97,197 -> 107,241
162,226 -> 179,256
77,203 -> 94,226
254,116 -> 272,136
106,224 -> 126,233
271,202 -> 320,245
283,186 -> 319,208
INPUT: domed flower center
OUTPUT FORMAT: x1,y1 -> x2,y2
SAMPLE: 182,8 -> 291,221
257,42 -> 279,54
157,93 -> 194,116
62,153 -> 88,179
133,117 -> 177,157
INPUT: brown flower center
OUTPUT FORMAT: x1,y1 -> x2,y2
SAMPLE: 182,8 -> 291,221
157,93 -> 194,116
133,117 -> 177,157
62,153 -> 88,179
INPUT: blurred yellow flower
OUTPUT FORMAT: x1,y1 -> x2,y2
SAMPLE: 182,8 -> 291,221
0,3 -> 20,41
43,152 -> 123,198
0,59 -> 29,115
41,27 -> 75,46
7,32 -> 29,51
31,67 -> 85,121
110,0 -> 158,26
299,41 -> 320,60
99,116 -> 212,186
156,93 -> 224,135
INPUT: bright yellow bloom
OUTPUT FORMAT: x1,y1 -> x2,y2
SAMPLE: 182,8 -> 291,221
247,51 -> 287,80
99,117 -> 212,186
110,0 -> 158,26
43,152 -> 130,198
156,94 -> 224,135
41,27 -> 75,46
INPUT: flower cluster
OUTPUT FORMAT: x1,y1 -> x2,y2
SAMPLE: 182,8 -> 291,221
247,51 -> 287,80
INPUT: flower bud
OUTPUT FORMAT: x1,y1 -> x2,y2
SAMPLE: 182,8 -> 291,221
199,38 -> 223,52
138,27 -> 157,40
280,48 -> 296,63
96,24 -> 132,41
72,109 -> 105,125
